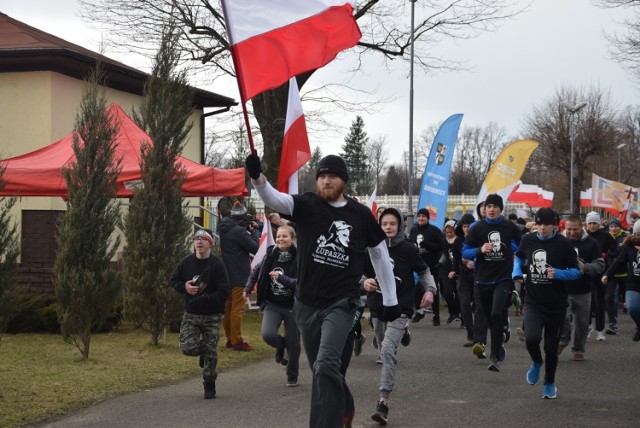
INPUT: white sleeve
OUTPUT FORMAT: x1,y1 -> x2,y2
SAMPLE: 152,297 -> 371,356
252,176 -> 294,215
368,241 -> 398,306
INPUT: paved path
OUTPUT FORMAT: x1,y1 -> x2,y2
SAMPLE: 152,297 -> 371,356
34,309 -> 640,427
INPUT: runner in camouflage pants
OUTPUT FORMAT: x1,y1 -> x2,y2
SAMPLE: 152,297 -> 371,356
179,312 -> 223,382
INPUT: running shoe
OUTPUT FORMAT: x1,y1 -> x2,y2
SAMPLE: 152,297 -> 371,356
232,341 -> 255,351
596,331 -> 606,341
497,346 -> 506,362
411,311 -> 425,323
557,343 -> 567,356
503,317 -> 511,344
446,315 -> 460,325
527,361 -> 542,385
472,342 -> 487,359
286,376 -> 298,387
542,382 -> 557,399
401,327 -> 411,346
606,323 -> 618,335
487,357 -> 500,372
372,400 -> 389,425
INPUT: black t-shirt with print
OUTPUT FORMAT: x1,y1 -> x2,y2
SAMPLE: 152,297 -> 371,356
464,218 -> 521,284
292,192 -> 386,308
364,240 -> 428,317
517,233 -> 578,311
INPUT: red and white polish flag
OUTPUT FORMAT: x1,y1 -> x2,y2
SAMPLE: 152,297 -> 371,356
366,184 -> 378,217
277,77 -> 311,194
221,0 -> 361,102
251,219 -> 276,270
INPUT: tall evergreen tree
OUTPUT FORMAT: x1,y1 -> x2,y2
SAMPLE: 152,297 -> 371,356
125,25 -> 194,345
0,165 -> 20,333
54,66 -> 122,359
340,116 -> 369,194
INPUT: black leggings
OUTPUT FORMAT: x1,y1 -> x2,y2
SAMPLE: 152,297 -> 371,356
524,303 -> 565,384
477,281 -> 511,359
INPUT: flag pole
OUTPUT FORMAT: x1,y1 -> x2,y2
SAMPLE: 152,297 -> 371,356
220,0 -> 256,155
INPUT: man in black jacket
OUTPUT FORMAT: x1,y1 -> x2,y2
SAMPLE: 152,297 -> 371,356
559,215 -> 604,361
408,208 -> 444,325
220,202 -> 260,351
171,229 -> 230,399
585,211 -> 618,340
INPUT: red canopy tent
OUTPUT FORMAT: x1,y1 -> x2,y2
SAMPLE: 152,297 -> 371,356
0,103 -> 247,197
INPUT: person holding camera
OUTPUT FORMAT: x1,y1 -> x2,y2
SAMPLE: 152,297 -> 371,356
220,201 -> 260,351
170,229 -> 230,399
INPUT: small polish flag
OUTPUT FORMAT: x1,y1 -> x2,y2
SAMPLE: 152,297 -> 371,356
366,185 -> 378,217
251,219 -> 275,270
277,77 -> 311,194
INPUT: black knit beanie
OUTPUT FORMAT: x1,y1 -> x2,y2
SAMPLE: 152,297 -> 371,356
485,194 -> 504,211
316,155 -> 349,182
417,208 -> 430,219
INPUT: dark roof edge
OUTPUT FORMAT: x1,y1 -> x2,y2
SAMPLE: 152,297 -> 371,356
0,47 -> 237,109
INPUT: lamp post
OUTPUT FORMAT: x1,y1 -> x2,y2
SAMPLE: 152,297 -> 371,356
407,0 -> 417,224
561,101 -> 587,213
617,143 -> 627,182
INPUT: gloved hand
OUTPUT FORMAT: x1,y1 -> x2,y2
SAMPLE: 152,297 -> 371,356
381,304 -> 402,322
245,154 -> 262,179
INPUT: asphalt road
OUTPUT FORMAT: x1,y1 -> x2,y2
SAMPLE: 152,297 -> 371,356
33,307 -> 640,428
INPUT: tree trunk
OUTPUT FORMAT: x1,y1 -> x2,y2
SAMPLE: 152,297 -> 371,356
251,72 -> 314,186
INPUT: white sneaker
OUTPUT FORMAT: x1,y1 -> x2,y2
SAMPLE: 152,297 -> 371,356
596,331 -> 606,341
587,324 -> 593,338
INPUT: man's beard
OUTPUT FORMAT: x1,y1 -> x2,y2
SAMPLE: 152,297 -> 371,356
316,181 -> 345,202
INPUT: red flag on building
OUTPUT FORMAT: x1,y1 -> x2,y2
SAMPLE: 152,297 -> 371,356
277,77 -> 311,194
221,0 -> 361,102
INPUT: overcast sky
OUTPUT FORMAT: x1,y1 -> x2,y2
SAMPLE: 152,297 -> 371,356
2,0 -> 637,164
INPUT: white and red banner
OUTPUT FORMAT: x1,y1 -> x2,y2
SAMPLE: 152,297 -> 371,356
251,219 -> 275,270
277,77 -> 311,194
508,183 -> 553,207
366,184 -> 378,217
221,0 -> 362,102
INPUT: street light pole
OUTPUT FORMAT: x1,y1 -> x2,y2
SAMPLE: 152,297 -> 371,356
561,101 -> 587,213
407,0 -> 416,223
617,143 -> 627,182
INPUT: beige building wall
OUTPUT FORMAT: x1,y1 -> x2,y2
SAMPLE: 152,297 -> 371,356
1,70 -> 204,261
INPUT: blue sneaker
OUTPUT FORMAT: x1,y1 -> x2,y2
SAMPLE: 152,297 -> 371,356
542,382 -> 557,399
527,362 -> 542,385
497,346 -> 507,362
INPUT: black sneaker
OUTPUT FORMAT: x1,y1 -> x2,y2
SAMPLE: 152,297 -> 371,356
372,400 -> 389,425
633,328 -> 640,342
286,376 -> 298,387
275,340 -> 285,364
411,311 -> 425,323
354,333 -> 366,356
401,327 -> 411,346
432,318 -> 441,327
203,381 -> 216,399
